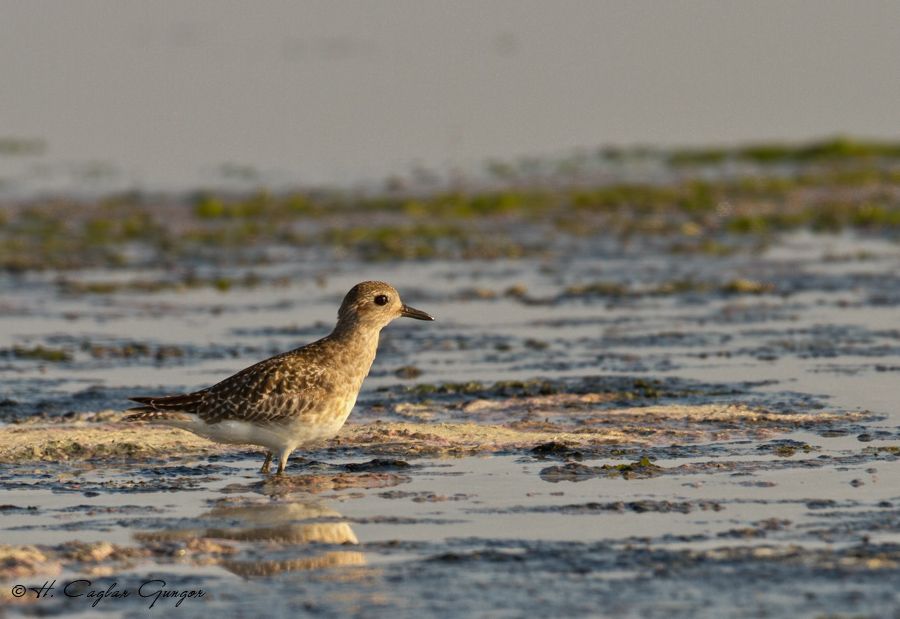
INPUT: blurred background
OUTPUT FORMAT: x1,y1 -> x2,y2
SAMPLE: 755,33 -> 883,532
3,0 -> 900,195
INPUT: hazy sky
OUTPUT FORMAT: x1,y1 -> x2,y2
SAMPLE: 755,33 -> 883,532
2,1 -> 900,189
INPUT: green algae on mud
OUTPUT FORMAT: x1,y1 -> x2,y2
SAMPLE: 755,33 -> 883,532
539,456 -> 664,482
3,345 -> 72,362
4,136 -> 900,272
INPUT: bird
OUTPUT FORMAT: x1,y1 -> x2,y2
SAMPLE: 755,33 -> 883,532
125,281 -> 434,475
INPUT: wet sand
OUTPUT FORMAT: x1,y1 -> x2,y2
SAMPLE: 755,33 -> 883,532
0,400 -> 866,465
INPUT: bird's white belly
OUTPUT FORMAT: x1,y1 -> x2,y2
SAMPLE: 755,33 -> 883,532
172,407 -> 353,453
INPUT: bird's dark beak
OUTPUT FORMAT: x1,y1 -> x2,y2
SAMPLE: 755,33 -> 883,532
400,304 -> 434,321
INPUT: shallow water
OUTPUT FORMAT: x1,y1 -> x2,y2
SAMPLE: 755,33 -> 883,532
3,452 -> 900,618
2,230 -> 900,617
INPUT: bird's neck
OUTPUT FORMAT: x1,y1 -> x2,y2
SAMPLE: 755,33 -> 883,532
328,320 -> 382,365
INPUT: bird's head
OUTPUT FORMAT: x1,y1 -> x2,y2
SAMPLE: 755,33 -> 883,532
337,281 -> 434,331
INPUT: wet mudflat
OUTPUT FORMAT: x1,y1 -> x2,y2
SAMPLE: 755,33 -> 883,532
2,155 -> 900,617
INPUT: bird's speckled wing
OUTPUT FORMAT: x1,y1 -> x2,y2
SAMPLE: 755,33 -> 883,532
130,344 -> 336,425
196,348 -> 334,424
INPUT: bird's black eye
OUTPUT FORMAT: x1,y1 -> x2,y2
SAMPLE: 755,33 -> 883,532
374,294 -> 389,306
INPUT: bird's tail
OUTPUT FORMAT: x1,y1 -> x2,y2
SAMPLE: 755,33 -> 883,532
125,392 -> 204,422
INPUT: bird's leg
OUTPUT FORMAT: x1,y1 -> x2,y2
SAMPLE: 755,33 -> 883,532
275,449 -> 291,476
260,452 -> 272,474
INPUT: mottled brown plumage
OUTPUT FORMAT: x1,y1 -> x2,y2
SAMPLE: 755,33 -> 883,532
126,281 -> 434,474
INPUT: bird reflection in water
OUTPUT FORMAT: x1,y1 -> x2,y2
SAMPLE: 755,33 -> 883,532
134,499 -> 365,577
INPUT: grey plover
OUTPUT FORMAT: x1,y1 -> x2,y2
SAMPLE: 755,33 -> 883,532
126,281 -> 434,474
